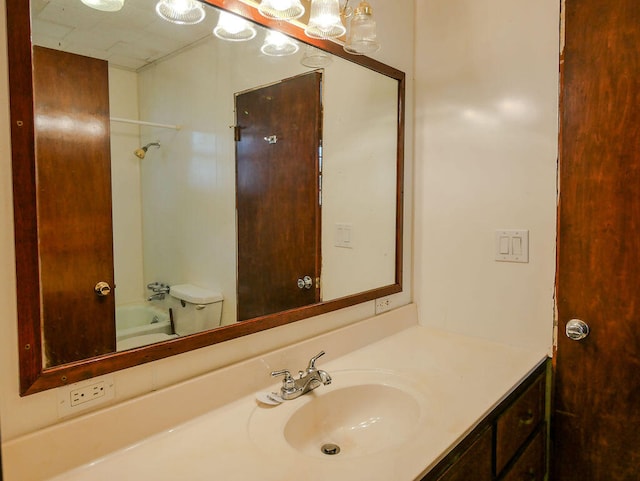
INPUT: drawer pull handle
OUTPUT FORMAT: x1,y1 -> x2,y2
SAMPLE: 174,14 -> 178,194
519,409 -> 535,425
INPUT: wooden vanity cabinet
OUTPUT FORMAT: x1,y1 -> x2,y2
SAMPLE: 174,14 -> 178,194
420,360 -> 549,481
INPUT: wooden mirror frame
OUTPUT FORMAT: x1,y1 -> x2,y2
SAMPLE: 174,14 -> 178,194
7,0 -> 405,395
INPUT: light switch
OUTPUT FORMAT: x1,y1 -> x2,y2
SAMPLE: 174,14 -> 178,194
335,223 -> 353,248
512,236 -> 522,255
499,236 -> 510,254
495,230 -> 529,263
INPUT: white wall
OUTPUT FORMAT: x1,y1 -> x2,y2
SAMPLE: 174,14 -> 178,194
414,0 -> 559,351
109,67 -> 145,305
0,0 -> 413,444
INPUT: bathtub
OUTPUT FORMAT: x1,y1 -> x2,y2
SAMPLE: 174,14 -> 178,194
115,304 -> 173,343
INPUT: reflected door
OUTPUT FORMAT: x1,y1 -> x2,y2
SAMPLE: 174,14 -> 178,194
554,0 -> 640,479
236,72 -> 322,321
33,46 -> 116,365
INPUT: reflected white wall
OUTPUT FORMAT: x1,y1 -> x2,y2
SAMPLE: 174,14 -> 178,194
109,67 -> 145,305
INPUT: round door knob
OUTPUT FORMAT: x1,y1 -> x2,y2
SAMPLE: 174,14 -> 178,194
94,281 -> 111,297
566,319 -> 589,341
297,276 -> 313,290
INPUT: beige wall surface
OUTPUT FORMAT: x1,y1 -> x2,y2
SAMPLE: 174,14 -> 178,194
414,0 -> 559,351
0,0 -> 414,444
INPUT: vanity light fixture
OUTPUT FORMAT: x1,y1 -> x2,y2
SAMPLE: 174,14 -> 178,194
260,31 -> 300,56
155,0 -> 206,25
304,0 -> 346,39
213,11 -> 257,41
258,0 -> 305,20
343,1 -> 379,54
80,0 -> 124,12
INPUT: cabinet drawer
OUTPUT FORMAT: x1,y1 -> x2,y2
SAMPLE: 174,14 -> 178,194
500,428 -> 545,481
436,427 -> 493,481
495,374 -> 545,473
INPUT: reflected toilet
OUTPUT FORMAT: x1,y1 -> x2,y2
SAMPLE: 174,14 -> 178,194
170,284 -> 224,335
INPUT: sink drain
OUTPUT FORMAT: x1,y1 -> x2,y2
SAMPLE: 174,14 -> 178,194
321,443 -> 341,455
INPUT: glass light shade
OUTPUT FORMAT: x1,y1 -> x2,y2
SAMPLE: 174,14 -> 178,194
344,1 -> 379,54
258,0 -> 305,20
300,45 -> 332,68
304,0 -> 346,39
261,31 -> 299,56
80,0 -> 124,12
213,11 -> 257,41
155,0 -> 206,25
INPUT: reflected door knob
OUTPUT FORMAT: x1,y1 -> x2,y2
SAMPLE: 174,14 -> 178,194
94,281 -> 111,297
297,276 -> 313,289
566,319 -> 590,341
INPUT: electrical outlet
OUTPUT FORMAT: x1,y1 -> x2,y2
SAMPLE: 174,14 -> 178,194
58,375 -> 115,418
375,296 -> 392,314
70,381 -> 107,406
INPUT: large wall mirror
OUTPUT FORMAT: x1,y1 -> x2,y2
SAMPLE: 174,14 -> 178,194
7,0 -> 405,395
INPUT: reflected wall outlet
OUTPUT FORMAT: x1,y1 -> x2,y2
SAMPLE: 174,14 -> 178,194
58,375 -> 115,418
375,296 -> 393,314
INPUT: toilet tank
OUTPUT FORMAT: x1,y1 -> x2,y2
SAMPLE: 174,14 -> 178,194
169,284 -> 223,335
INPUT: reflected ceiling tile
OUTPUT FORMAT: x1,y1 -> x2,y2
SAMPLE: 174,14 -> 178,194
65,28 -> 123,51
37,2 -> 103,29
31,18 -> 73,42
63,43 -> 112,61
106,53 -> 148,71
103,2 -> 161,29
143,18 -> 214,42
133,34 -> 187,57
108,40 -> 164,61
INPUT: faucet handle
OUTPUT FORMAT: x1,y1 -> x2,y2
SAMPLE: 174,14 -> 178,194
271,369 -> 295,392
271,369 -> 293,380
307,351 -> 326,370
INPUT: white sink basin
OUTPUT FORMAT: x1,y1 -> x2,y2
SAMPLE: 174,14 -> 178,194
248,369 -> 427,459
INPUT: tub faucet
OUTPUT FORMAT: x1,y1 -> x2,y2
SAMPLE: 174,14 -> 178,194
147,282 -> 170,301
271,351 -> 332,400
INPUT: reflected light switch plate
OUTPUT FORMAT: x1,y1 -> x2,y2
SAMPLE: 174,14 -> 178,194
335,223 -> 353,248
495,230 -> 529,263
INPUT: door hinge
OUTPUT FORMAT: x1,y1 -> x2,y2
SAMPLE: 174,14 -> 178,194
233,125 -> 241,141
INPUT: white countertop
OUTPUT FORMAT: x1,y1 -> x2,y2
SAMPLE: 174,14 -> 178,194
44,315 -> 547,481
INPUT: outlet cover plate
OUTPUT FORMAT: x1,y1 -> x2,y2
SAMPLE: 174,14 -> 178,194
375,296 -> 393,314
57,375 -> 115,418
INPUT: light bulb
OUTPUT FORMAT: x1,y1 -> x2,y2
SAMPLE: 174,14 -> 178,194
155,0 -> 206,25
80,0 -> 124,12
305,0 -> 345,39
261,31 -> 299,56
214,11 -> 257,41
258,0 -> 305,20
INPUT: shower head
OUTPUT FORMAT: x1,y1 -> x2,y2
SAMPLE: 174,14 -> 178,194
134,141 -> 161,159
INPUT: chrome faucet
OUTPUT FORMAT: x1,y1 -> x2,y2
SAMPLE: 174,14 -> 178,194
147,282 -> 170,301
271,351 -> 332,400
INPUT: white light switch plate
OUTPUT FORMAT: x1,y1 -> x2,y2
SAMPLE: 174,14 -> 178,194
495,230 -> 529,263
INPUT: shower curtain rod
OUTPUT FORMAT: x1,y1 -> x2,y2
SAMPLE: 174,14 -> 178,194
110,117 -> 182,130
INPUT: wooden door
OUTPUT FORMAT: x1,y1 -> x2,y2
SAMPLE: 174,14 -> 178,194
235,72 -> 322,321
33,47 -> 116,366
554,1 -> 640,479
